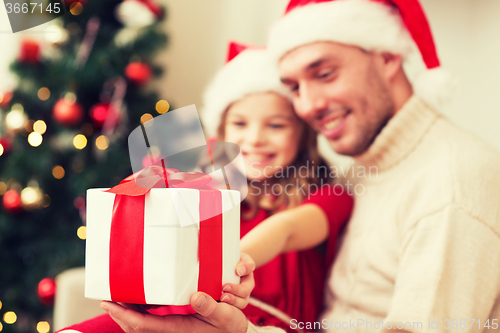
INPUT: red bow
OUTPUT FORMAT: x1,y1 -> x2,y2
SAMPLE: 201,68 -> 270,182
105,166 -> 213,196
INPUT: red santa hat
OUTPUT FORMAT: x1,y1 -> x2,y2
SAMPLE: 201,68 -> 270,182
202,41 -> 292,137
268,0 -> 455,110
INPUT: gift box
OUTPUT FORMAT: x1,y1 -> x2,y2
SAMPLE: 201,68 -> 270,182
84,187 -> 240,306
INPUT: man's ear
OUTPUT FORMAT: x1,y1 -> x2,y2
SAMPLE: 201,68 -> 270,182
380,52 -> 403,81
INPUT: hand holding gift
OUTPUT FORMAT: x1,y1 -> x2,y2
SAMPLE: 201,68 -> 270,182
99,253 -> 256,333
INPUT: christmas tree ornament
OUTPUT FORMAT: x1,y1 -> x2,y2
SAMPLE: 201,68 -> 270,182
37,278 -> 56,306
64,0 -> 88,7
3,189 -> 22,213
0,91 -> 13,109
21,186 -> 43,210
89,103 -> 119,129
125,62 -> 152,85
115,0 -> 162,28
53,94 -> 84,126
0,137 -> 13,155
19,40 -> 41,64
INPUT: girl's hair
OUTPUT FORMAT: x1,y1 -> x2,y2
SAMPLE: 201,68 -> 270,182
217,100 -> 332,220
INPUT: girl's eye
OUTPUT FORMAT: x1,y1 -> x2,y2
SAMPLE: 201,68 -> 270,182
269,124 -> 285,129
232,121 -> 246,127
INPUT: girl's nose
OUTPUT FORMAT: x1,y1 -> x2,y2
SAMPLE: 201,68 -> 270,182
245,125 -> 265,146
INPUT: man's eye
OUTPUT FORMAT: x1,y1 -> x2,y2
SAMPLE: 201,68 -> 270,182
318,71 -> 333,79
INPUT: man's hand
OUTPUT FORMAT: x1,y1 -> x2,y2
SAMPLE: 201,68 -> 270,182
100,253 -> 256,333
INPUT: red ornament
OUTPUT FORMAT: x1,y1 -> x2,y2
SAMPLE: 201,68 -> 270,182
137,0 -> 164,19
19,40 -> 41,64
0,91 -> 13,109
0,137 -> 13,154
3,189 -> 22,213
37,277 -> 56,306
64,0 -> 87,6
53,98 -> 84,126
89,103 -> 119,129
125,62 -> 152,85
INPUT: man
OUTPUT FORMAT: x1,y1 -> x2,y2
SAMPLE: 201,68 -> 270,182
101,0 -> 500,332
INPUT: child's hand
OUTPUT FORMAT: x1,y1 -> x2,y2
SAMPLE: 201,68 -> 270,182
220,252 -> 255,310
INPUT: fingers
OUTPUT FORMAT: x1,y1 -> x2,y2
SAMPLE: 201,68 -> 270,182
221,271 -> 255,309
190,293 -> 248,333
236,252 -> 256,277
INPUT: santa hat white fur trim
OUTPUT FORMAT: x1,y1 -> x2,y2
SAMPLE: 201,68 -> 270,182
268,0 -> 415,64
202,49 -> 291,137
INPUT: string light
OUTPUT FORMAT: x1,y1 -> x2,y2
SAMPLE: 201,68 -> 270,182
33,120 -> 47,134
0,299 -> 2,309
77,226 -> 87,240
52,166 -> 65,179
95,135 -> 109,150
37,87 -> 50,101
3,311 -> 17,324
21,187 -> 40,206
36,321 -> 50,333
73,134 -> 87,150
0,321 -> 3,331
156,100 -> 170,114
70,2 -> 83,15
0,144 -> 4,157
5,109 -> 26,130
28,132 -> 43,147
140,113 -> 153,124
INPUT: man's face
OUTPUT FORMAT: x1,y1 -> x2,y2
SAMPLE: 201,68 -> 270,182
279,42 -> 396,156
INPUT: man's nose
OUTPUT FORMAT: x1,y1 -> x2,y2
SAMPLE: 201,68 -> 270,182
294,84 -> 328,121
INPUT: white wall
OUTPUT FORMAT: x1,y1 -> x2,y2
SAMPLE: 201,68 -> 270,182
1,0 -> 499,152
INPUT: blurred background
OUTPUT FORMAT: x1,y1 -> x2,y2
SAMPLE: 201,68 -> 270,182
0,0 -> 498,332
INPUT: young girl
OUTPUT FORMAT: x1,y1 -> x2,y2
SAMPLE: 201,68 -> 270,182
201,41 -> 353,332
57,42 -> 352,333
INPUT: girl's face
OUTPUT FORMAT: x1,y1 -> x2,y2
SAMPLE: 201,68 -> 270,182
224,92 -> 304,181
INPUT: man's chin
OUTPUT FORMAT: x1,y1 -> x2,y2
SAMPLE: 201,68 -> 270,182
327,137 -> 366,157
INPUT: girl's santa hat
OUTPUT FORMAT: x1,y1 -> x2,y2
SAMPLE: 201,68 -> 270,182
268,0 -> 455,110
202,41 -> 291,137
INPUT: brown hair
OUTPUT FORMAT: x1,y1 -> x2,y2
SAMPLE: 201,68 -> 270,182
217,102 -> 332,220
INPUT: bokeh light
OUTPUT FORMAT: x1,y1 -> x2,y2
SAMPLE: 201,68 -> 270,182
95,135 -> 109,150
0,144 -> 4,157
140,113 -> 153,124
52,166 -> 65,179
77,226 -> 87,240
33,120 -> 47,134
3,311 -> 16,324
156,100 -> 170,114
0,183 -> 5,195
37,87 -> 50,101
36,321 -> 50,333
73,134 -> 87,150
6,110 -> 25,130
70,2 -> 83,15
21,187 -> 39,205
28,132 -> 43,147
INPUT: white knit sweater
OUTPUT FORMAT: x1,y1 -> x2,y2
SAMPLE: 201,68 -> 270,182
248,96 -> 500,333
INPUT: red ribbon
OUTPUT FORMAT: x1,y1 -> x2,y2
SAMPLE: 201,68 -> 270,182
106,166 -> 223,309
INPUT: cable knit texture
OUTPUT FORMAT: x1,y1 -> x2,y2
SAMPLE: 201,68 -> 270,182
248,95 -> 500,332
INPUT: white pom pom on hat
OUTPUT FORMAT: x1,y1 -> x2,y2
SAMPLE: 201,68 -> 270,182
268,0 -> 456,110
201,41 -> 291,138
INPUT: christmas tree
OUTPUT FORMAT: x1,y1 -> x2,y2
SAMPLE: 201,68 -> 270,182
0,1 -> 168,332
